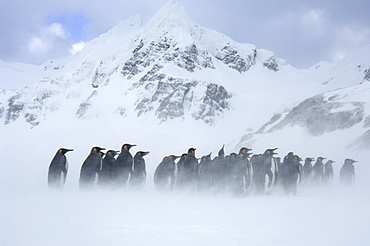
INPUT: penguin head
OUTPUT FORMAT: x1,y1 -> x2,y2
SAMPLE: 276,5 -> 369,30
318,157 -> 326,161
58,148 -> 74,155
230,153 -> 237,158
92,146 -> 105,153
206,152 -> 212,160
326,160 -> 335,164
264,148 -> 278,155
305,157 -> 315,162
239,147 -> 252,155
188,148 -> 196,155
122,144 -> 136,150
136,151 -> 150,157
201,153 -> 212,161
168,155 -> 179,161
107,150 -> 119,157
345,158 -> 357,164
218,145 -> 225,157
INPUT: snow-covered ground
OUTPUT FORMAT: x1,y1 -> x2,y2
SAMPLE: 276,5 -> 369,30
1,121 -> 370,246
3,186 -> 369,246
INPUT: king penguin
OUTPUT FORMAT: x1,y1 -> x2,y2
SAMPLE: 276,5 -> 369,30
239,147 -> 253,192
79,146 -> 105,189
197,153 -> 213,193
280,152 -> 301,195
212,145 -> 229,194
48,148 -> 73,189
254,148 -> 278,195
302,157 -> 315,185
154,155 -> 179,191
340,159 -> 357,186
130,151 -> 150,190
228,152 -> 247,196
99,150 -> 119,188
176,148 -> 198,191
322,160 -> 335,185
115,143 -> 136,188
312,157 -> 326,186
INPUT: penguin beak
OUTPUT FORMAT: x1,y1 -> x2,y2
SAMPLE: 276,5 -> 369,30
67,149 -> 74,152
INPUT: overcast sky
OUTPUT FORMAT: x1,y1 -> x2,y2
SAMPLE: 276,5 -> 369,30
1,0 -> 369,68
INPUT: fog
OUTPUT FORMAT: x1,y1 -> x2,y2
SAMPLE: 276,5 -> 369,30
1,124 -> 369,245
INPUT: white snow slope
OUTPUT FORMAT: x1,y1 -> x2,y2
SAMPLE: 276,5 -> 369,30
1,1 -> 370,245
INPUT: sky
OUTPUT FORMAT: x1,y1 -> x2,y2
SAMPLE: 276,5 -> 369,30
1,0 -> 369,68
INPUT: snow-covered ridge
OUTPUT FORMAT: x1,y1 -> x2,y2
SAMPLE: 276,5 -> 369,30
0,1 -> 369,154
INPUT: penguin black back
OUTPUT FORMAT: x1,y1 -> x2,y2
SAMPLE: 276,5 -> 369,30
154,155 -> 179,191
130,151 -> 150,189
79,146 -> 105,189
48,148 -> 73,189
114,143 -> 136,187
99,150 -> 119,187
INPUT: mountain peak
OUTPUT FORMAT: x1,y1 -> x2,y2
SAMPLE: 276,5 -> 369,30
143,0 -> 194,37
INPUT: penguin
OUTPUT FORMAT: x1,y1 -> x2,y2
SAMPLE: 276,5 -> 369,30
254,148 -> 278,195
114,143 -> 136,188
275,157 -> 283,187
211,145 -> 229,194
79,146 -> 105,189
322,160 -> 335,185
301,157 -> 315,185
48,148 -> 73,189
250,154 -> 263,194
154,155 -> 179,191
176,148 -> 198,191
312,157 -> 326,186
238,147 -> 253,192
228,152 -> 247,196
130,151 -> 150,190
340,159 -> 357,186
263,148 -> 279,193
176,153 -> 187,177
280,152 -> 301,195
197,153 -> 213,193
99,150 -> 119,188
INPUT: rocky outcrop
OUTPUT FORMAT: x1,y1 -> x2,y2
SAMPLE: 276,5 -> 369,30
134,75 -> 232,124
266,94 -> 365,136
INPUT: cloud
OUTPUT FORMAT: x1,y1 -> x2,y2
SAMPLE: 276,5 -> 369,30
0,0 -> 369,68
23,23 -> 73,63
301,9 -> 327,36
330,24 -> 370,61
71,41 -> 85,55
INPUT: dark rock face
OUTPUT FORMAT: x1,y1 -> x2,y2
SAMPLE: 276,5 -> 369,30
364,67 -> 370,81
134,75 -> 232,124
215,46 -> 256,73
5,88 -> 56,127
193,84 -> 232,124
122,38 -> 215,79
76,91 -> 98,118
263,57 -> 279,71
268,94 -> 364,136
5,94 -> 24,124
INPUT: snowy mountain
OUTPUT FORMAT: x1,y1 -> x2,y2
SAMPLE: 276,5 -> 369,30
1,0 -> 369,157
2,2 -> 370,245
0,1 -> 288,129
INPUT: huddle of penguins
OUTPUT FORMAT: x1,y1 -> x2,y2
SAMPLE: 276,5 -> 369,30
48,144 -> 358,195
